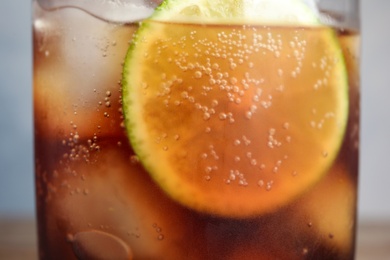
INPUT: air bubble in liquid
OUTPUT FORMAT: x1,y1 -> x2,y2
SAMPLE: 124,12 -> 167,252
70,230 -> 132,260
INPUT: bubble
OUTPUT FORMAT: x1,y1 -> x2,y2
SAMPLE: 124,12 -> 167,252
211,99 -> 219,107
194,71 -> 202,78
291,71 -> 297,78
216,72 -> 223,79
242,136 -> 251,146
71,230 -> 132,260
219,113 -> 227,120
73,134 -> 80,143
266,181 -> 274,191
181,91 -> 189,99
130,155 -> 139,164
245,111 -> 253,119
203,112 -> 211,121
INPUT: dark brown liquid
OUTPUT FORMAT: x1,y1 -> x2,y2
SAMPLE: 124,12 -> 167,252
33,2 -> 359,259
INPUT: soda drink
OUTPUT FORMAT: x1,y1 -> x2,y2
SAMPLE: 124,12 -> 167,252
33,0 -> 359,259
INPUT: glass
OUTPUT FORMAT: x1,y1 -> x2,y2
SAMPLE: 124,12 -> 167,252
33,0 -> 360,259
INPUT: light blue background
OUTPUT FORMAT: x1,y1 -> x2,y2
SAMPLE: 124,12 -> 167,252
0,0 -> 389,221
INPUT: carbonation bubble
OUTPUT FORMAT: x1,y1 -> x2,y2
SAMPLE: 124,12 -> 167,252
70,230 -> 133,260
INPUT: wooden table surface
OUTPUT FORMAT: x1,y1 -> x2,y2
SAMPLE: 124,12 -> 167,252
0,218 -> 389,259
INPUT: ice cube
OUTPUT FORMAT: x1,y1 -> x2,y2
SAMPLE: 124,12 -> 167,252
36,0 -> 162,23
34,7 -> 136,140
41,141 -> 205,259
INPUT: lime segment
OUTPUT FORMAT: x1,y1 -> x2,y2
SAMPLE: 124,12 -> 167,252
122,0 -> 348,217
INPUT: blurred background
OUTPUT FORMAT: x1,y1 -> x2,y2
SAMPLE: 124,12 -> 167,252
0,0 -> 389,257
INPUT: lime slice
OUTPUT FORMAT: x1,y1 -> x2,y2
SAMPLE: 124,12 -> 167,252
122,0 -> 348,217
151,0 -> 320,25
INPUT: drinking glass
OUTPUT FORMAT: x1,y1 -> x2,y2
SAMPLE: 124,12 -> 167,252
33,0 -> 360,259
